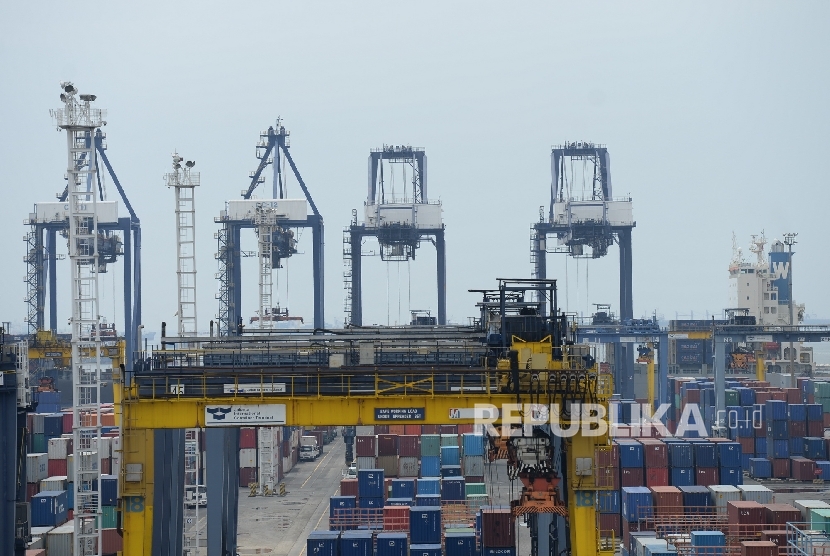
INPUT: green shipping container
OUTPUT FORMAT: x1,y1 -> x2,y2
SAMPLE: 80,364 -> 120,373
725,390 -> 740,407
32,433 -> 47,453
466,494 -> 489,509
815,382 -> 830,399
465,483 -> 487,496
420,435 -> 441,457
811,508 -> 830,534
821,399 -> 830,413
101,505 -> 117,528
440,434 -> 459,447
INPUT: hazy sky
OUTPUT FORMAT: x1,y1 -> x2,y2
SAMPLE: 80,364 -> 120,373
1,2 -> 828,336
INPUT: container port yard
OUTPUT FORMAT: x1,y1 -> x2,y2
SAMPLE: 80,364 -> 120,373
1,4 -> 829,556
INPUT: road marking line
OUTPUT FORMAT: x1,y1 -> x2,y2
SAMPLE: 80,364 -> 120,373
301,447 -> 333,488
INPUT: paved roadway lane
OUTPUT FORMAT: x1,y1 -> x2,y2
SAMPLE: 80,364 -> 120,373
237,439 -> 346,555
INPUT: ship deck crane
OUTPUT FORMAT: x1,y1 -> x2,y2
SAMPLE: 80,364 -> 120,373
216,120 -> 324,333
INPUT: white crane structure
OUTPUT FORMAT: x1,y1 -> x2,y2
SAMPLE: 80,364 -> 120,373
183,428 -> 205,555
165,153 -> 200,336
255,206 -> 278,329
51,81 -> 106,556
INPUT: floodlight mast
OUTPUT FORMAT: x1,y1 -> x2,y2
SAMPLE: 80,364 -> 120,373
52,81 -> 105,556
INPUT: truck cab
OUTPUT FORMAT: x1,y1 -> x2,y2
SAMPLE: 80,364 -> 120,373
299,435 -> 320,461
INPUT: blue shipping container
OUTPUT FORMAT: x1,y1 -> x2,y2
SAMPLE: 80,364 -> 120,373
445,531 -> 477,556
391,479 -> 416,499
598,491 -> 621,514
719,467 -> 743,486
100,474 -> 117,506
717,443 -> 742,467
789,404 -> 807,421
790,437 -> 805,457
670,467 -> 694,487
308,530 -> 340,556
741,454 -> 753,471
43,414 -> 63,437
690,531 -> 725,547
618,441 -> 644,468
755,437 -> 767,455
416,494 -> 441,507
441,446 -> 461,466
462,434 -> 485,457
804,437 -> 826,460
693,443 -> 717,467
622,487 -> 653,523
678,486 -> 711,511
66,482 -> 73,509
420,456 -> 441,478
377,533 -> 408,556
767,420 -> 788,440
358,469 -> 384,498
736,387 -> 755,406
31,490 -> 68,527
37,391 -> 61,405
330,496 -> 357,517
341,530 -> 373,556
385,498 -> 413,506
770,437 -> 788,458
410,507 -> 442,544
765,400 -> 788,421
417,478 -> 441,495
36,403 -> 61,414
816,461 -> 830,481
358,496 -> 384,509
482,549 -> 516,556
668,443 -> 694,468
442,477 -> 465,501
410,546 -> 442,556
441,465 -> 462,478
807,404 -> 823,421
749,458 -> 772,479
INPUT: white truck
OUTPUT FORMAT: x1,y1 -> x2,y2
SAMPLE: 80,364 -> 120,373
299,435 -> 320,461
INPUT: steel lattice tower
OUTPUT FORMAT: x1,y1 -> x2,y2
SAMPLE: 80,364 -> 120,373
52,82 -> 105,556
165,153 -> 200,336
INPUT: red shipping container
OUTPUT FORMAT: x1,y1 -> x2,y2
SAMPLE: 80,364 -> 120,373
695,467 -> 719,487
404,425 -> 421,435
377,434 -> 399,456
639,439 -> 668,468
25,550 -> 46,556
650,486 -> 682,515
760,530 -> 787,551
48,458 -> 68,477
808,394 -> 815,404
784,388 -> 801,404
26,483 -> 38,501
597,444 -> 619,469
599,513 -> 621,538
621,519 -> 642,554
596,466 -> 619,490
772,459 -> 790,479
741,541 -> 777,556
239,427 -> 257,449
687,389 -> 701,404
374,425 -> 390,434
398,436 -> 421,457
770,391 -> 787,402
790,457 -> 815,481
457,424 -> 474,434
764,504 -> 801,526
789,421 -> 807,437
63,412 -> 73,434
645,468 -> 669,487
384,478 -> 393,499
755,422 -> 767,437
388,425 -> 406,435
356,436 -> 377,457
383,506 -> 410,531
808,421 -> 823,437
340,479 -> 358,497
756,392 -> 772,404
67,509 -> 73,520
728,501 -> 766,538
620,467 -> 644,487
239,467 -> 257,487
101,457 -> 111,475
824,413 -> 830,428
101,528 -> 124,554
440,425 -> 458,435
466,475 -> 484,483
739,437 -> 756,454
421,425 -> 440,434
481,509 -> 515,548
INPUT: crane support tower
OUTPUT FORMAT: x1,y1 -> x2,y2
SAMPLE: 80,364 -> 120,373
25,124 -> 141,370
216,120 -> 323,334
52,82 -> 106,556
344,145 -> 446,326
530,142 -> 636,397
165,153 -> 200,336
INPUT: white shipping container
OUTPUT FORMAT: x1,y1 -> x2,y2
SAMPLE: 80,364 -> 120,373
48,437 -> 71,460
47,522 -> 75,556
79,450 -> 98,472
28,536 -> 44,549
41,476 -> 68,491
27,453 -> 48,483
356,457 -> 376,470
398,457 -> 419,477
226,199 -> 307,221
32,414 -> 45,435
738,484 -> 773,505
708,485 -> 741,510
356,426 -> 375,436
66,454 -> 74,479
240,448 -> 257,468
33,200 -> 119,224
463,456 -> 485,477
111,436 -> 122,478
795,499 -> 830,520
96,436 -> 112,458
